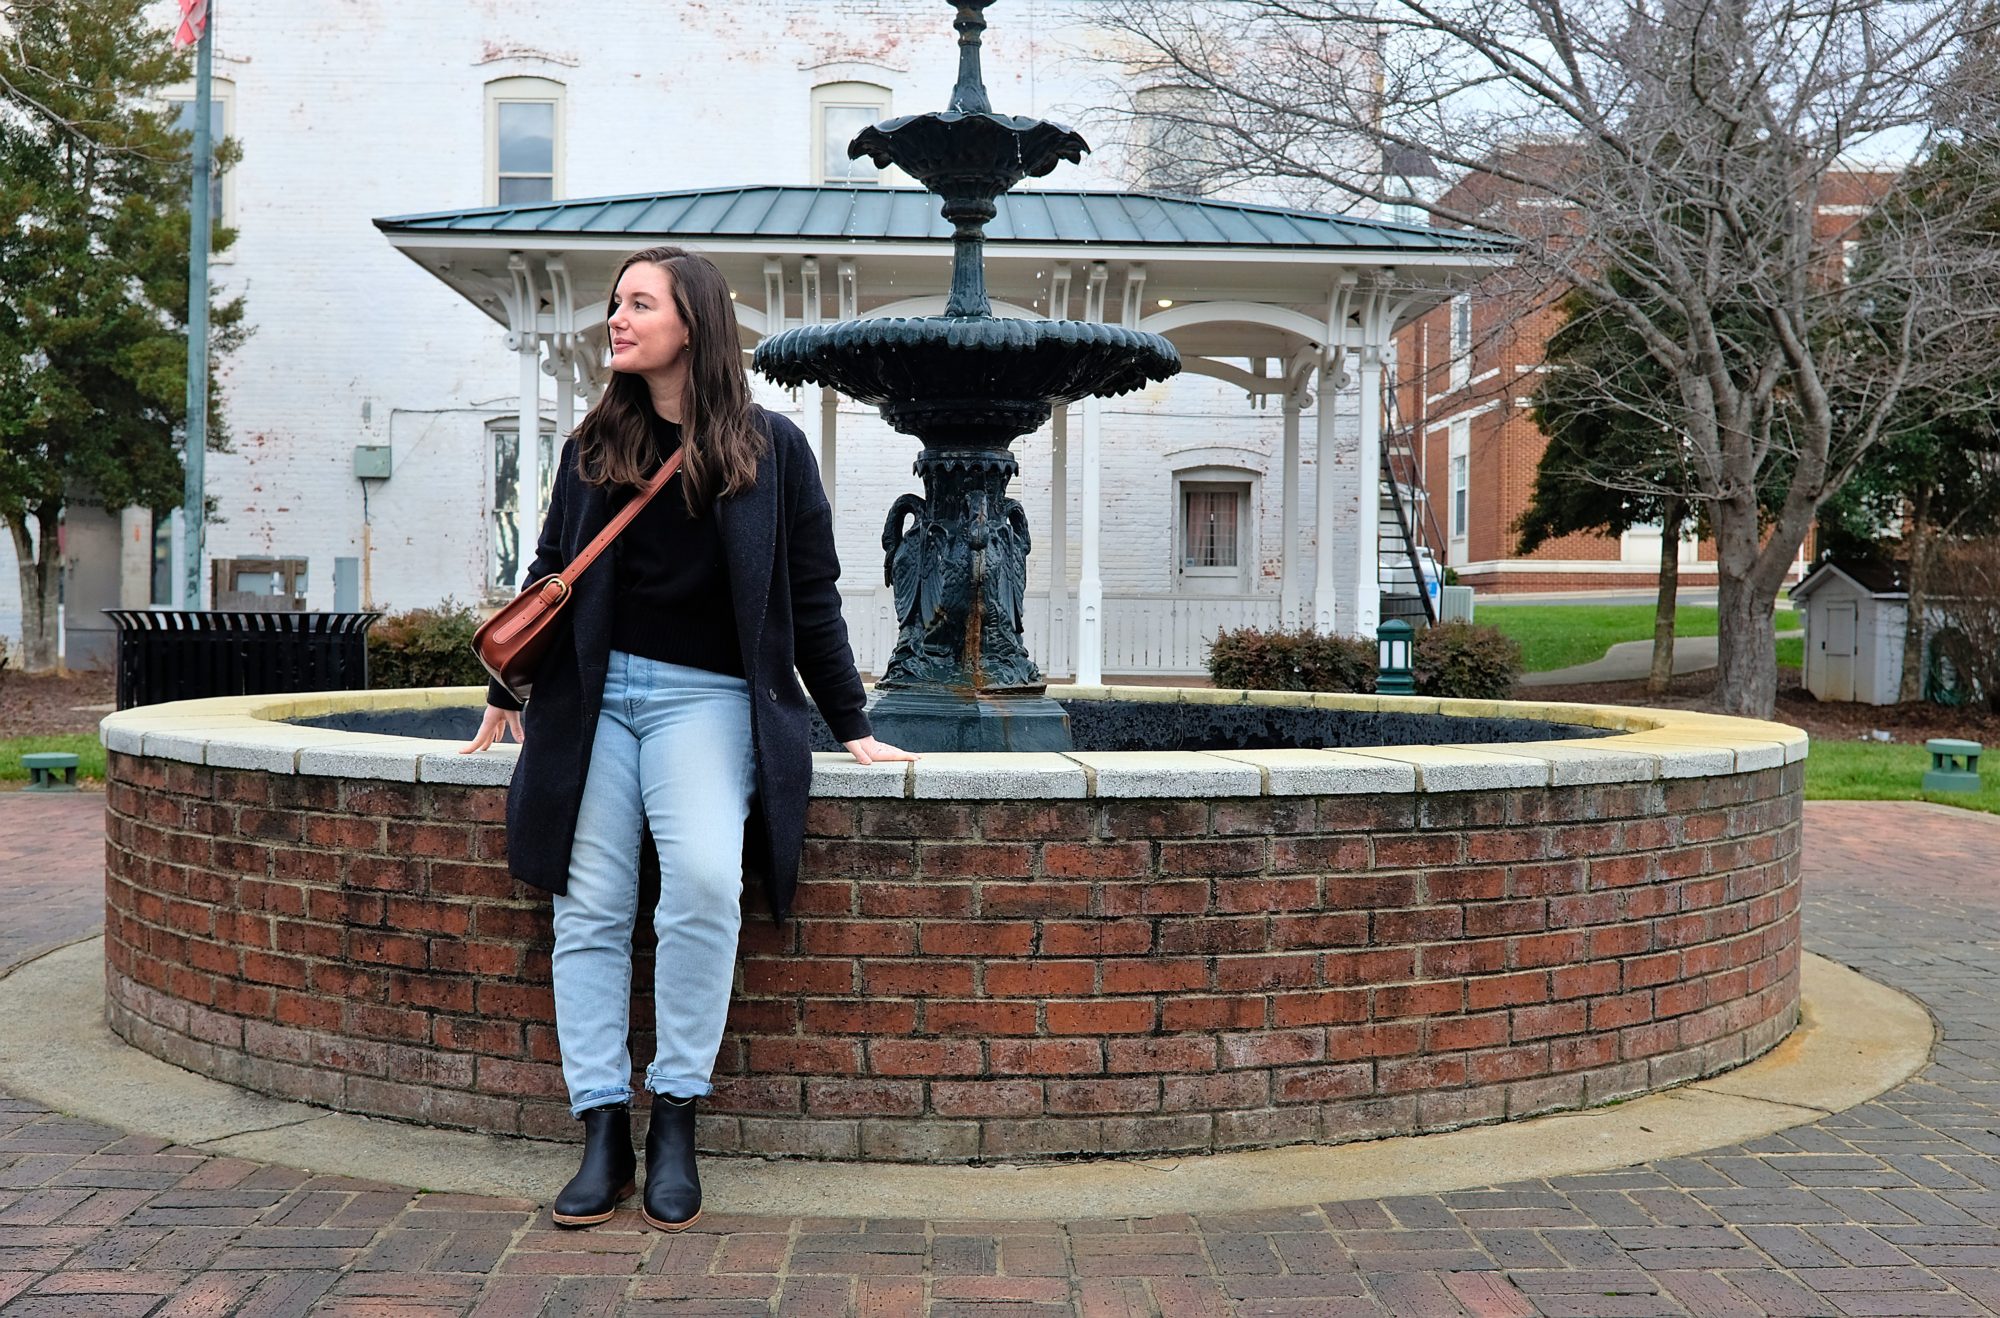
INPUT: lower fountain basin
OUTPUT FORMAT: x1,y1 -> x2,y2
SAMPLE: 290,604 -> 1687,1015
99,686 -> 1805,1162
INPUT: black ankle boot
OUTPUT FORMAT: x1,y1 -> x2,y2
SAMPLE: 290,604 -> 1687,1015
642,1093 -> 701,1231
551,1103 -> 636,1228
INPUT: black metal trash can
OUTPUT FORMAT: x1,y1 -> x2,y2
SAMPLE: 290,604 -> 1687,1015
103,610 -> 381,710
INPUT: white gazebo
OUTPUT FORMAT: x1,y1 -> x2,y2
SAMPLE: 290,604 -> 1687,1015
376,185 -> 1508,679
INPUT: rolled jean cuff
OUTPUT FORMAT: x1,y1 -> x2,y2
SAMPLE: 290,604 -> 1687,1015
569,1085 -> 634,1118
644,1066 -> 714,1101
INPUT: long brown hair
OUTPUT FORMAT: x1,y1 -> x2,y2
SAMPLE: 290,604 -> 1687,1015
573,245 -> 765,513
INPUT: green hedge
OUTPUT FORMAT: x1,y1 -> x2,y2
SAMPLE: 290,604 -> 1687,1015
1207,621 -> 1522,700
1412,621 -> 1524,700
367,600 -> 490,689
1207,629 -> 1377,693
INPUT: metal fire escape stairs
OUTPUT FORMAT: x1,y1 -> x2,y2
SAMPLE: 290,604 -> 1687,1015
1378,380 -> 1445,626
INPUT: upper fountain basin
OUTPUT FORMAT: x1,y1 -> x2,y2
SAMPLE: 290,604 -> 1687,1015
851,111 -> 1088,198
753,316 -> 1180,445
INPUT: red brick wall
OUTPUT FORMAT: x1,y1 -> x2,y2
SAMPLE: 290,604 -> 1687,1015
102,751 -> 1804,1162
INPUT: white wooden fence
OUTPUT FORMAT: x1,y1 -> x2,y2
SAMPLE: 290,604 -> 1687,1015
839,589 -> 1283,679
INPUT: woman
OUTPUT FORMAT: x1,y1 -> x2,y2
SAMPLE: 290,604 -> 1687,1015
461,246 -> 914,1233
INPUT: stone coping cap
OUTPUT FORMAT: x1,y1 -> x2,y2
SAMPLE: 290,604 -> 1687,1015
100,686 -> 1808,799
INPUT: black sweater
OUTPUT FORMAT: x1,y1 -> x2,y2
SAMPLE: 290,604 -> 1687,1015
608,417 -> 743,677
490,409 -> 871,915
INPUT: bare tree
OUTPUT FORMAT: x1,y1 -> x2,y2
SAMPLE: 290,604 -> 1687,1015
1091,0 -> 2000,718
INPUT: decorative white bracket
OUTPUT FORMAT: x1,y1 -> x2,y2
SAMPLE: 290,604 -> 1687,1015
1120,263 -> 1148,327
836,258 -> 858,321
503,254 -> 540,351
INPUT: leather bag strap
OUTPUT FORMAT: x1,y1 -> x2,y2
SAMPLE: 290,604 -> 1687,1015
545,447 -> 685,596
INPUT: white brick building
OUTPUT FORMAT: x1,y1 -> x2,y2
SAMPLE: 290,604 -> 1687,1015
5,0 -> 1502,678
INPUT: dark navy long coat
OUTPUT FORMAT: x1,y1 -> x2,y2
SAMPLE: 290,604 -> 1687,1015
488,407 -> 872,919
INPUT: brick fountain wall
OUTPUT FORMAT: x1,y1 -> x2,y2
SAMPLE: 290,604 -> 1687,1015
101,750 -> 1803,1162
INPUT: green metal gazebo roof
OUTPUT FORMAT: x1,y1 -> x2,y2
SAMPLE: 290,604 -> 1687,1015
373,184 -> 1505,254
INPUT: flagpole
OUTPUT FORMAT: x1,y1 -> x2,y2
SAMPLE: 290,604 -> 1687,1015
181,0 -> 212,610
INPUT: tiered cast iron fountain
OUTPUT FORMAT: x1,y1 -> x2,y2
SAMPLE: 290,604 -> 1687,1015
753,0 -> 1180,753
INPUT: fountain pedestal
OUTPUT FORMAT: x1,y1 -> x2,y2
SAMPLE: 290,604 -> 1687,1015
867,689 -> 1075,753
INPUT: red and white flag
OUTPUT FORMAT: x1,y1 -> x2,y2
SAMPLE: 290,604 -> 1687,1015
172,0 -> 209,49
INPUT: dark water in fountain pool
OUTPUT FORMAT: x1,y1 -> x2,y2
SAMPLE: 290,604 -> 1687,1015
292,701 -> 1610,753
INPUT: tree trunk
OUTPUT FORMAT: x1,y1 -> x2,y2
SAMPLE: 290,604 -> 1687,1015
8,507 -> 64,674
1897,486 -> 1933,704
1648,498 -> 1684,696
1711,491 -> 1781,719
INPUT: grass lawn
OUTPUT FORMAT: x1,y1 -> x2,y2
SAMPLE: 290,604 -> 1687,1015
0,734 -> 106,785
1776,634 -> 1804,671
1804,739 -> 2000,815
1478,603 -> 1798,673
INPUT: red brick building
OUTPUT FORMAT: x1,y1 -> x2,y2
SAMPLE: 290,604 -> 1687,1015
1392,169 -> 1889,595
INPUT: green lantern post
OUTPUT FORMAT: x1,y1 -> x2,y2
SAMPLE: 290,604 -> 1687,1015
1377,619 -> 1416,696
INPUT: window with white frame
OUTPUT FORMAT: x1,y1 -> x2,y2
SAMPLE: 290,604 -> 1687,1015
1385,190 -> 1426,227
1175,470 -> 1254,592
489,421 -> 556,591
164,77 -> 234,230
1448,294 -> 1472,391
1133,85 -> 1213,195
486,77 -> 564,205
1448,419 -> 1470,546
813,82 -> 891,184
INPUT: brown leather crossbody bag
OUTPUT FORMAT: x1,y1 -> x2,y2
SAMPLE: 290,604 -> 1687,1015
472,447 -> 684,703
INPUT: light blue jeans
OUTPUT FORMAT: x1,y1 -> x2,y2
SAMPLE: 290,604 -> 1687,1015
552,651 -> 755,1115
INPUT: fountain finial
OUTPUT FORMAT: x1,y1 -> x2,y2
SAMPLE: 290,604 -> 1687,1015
949,0 -> 995,114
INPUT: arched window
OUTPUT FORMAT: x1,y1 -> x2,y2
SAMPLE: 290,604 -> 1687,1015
1132,85 -> 1212,196
487,416 -> 556,592
485,76 -> 565,205
811,81 -> 891,184
162,75 -> 236,231
1173,464 -> 1258,593
1449,294 -> 1472,390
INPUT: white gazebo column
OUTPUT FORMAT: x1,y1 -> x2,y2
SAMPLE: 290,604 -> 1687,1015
1048,404 -> 1069,675
820,388 -> 838,512
1350,345 -> 1385,638
1312,359 -> 1341,634
553,347 -> 575,447
824,259 -> 857,514
797,258 -> 824,471
507,256 -> 544,588
1279,386 -> 1303,629
546,258 -> 579,450
516,338 -> 544,587
1076,264 -> 1109,685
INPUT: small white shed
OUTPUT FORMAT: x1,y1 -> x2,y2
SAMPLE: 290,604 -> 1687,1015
1789,561 -> 1908,705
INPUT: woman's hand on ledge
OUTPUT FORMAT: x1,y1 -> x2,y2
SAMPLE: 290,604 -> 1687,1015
843,735 -> 918,765
461,705 -> 525,753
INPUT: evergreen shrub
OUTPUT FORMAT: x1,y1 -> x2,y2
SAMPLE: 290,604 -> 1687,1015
1412,621 -> 1523,700
367,600 -> 490,689
1206,621 -> 1523,700
1206,628 -> 1377,693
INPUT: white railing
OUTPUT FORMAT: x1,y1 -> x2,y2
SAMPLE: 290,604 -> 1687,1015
839,588 -> 1280,679
1102,593 -> 1282,675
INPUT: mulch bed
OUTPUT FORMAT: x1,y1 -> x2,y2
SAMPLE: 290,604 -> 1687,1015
1525,667 -> 2000,746
0,669 -> 117,738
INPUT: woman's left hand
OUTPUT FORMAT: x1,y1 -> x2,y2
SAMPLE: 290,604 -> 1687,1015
843,735 -> 919,765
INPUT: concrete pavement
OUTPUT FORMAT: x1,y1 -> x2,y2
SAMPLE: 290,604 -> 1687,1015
2,792 -> 1999,1315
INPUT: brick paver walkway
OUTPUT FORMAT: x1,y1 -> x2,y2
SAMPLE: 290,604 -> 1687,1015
3,792 -> 1999,1316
